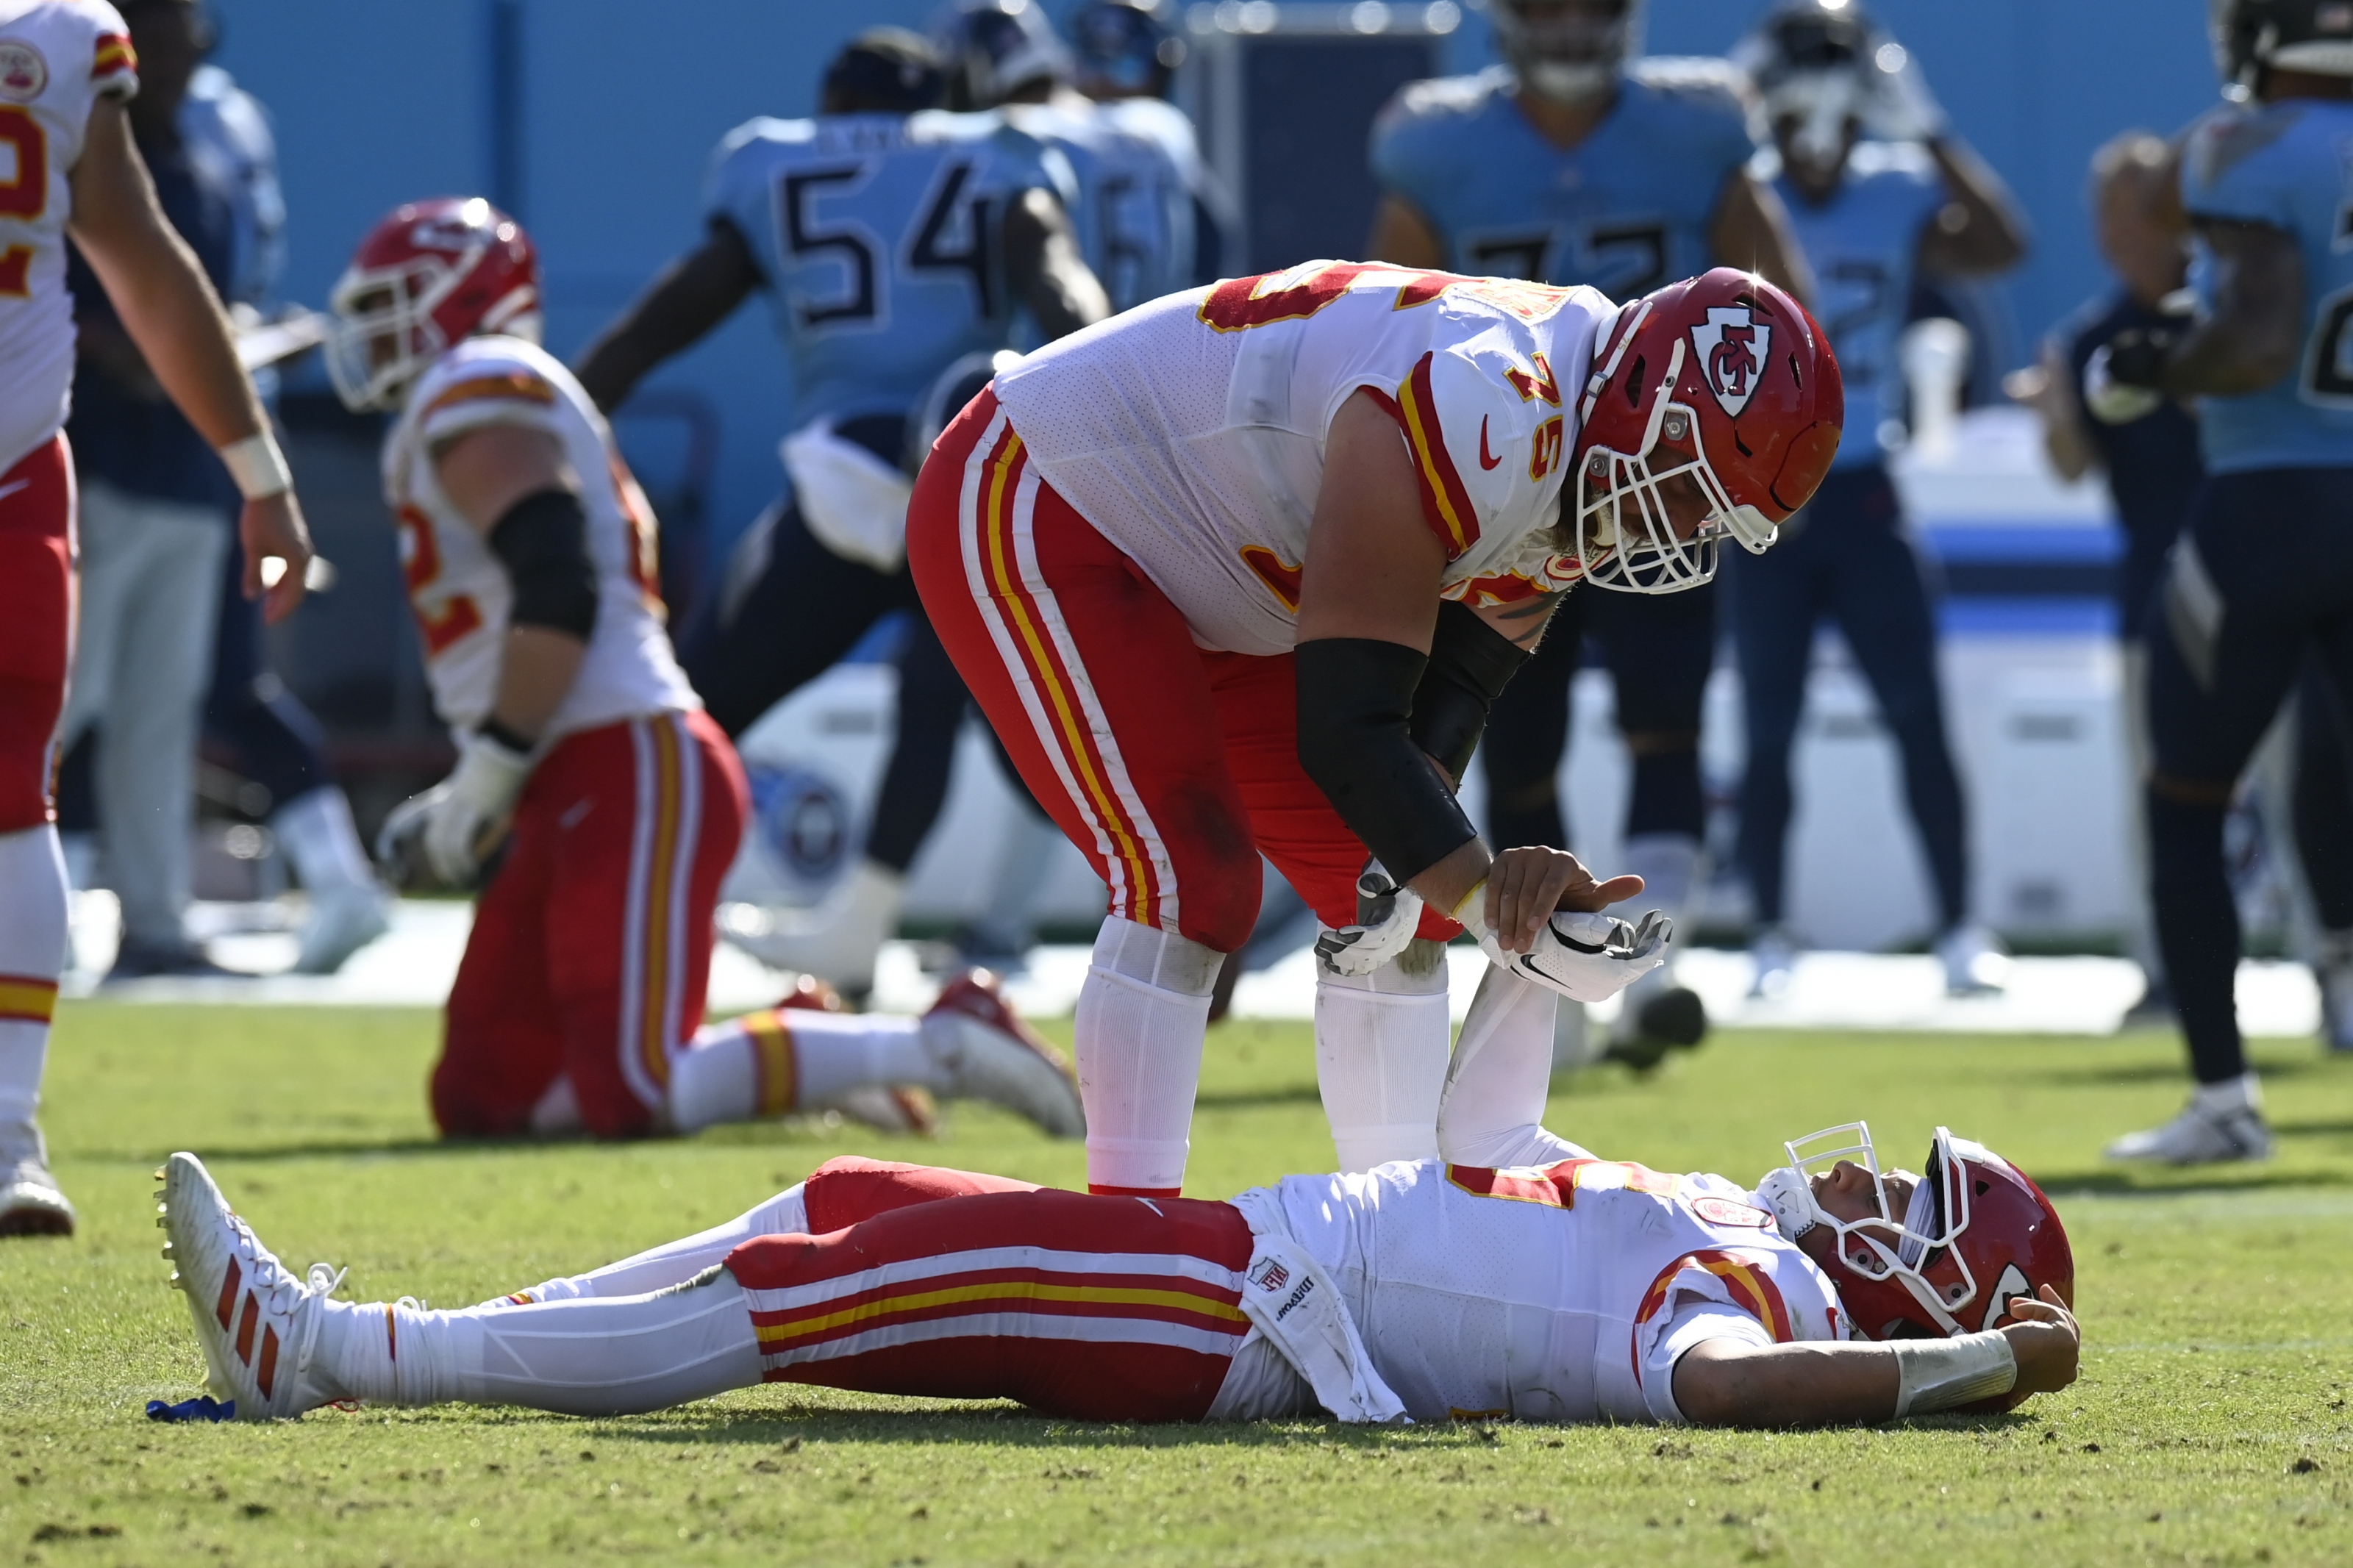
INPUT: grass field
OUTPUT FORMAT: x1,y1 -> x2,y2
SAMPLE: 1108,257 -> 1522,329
5,1003 -> 2353,1566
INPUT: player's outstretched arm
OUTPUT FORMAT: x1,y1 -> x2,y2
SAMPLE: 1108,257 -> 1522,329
1672,1286 -> 2080,1428
1918,135 -> 2032,276
1709,171 -> 1818,307
1004,188 -> 1111,340
66,98 -> 312,622
574,218 -> 762,413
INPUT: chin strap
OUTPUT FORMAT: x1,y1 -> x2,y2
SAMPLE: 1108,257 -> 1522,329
1754,1166 -> 1820,1240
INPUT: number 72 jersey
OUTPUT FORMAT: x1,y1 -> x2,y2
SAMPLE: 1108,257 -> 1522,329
706,110 -> 1062,432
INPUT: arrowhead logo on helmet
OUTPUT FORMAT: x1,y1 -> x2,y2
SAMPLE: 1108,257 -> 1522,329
1690,306 -> 1772,418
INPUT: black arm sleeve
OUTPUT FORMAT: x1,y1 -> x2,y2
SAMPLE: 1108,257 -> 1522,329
1296,637 -> 1479,885
1409,601 -> 1531,781
489,488 -> 599,640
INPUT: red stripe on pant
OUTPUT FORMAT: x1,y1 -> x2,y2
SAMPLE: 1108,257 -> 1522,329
726,1179 -> 1254,1422
0,436 -> 75,832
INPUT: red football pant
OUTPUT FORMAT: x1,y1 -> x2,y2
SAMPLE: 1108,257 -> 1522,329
0,437 -> 74,832
908,389 -> 1457,951
434,708 -> 747,1139
728,1159 -> 1253,1422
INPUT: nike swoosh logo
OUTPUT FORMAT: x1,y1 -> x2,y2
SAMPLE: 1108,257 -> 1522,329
0,479 -> 29,503
1478,417 -> 1502,470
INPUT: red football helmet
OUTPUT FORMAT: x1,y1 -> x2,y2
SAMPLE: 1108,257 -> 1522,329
1571,267 -> 1843,592
1757,1123 -> 2074,1347
326,197 -> 542,412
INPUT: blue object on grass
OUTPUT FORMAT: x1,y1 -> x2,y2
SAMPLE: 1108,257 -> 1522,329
146,1395 -> 235,1422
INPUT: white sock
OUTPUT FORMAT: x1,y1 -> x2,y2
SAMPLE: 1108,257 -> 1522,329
499,1184 -> 811,1305
1439,966 -> 1591,1169
322,1272 -> 764,1414
270,787 -> 377,895
667,1008 -> 938,1134
2193,1072 -> 2262,1116
1074,916 -> 1220,1195
0,827 -> 68,1146
1314,938 -> 1452,1172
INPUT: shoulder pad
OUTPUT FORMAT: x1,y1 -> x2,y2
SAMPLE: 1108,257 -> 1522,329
410,339 -> 564,421
1627,55 -> 1754,117
715,115 -> 814,158
1382,69 -> 1510,126
1843,139 -> 1938,182
2184,101 -> 2304,192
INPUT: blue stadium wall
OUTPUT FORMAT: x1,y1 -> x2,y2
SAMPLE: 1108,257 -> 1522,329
213,0 -> 2217,568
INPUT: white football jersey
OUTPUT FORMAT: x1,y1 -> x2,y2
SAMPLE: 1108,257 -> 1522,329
381,336 -> 699,740
990,260 -> 1616,655
0,0 -> 134,473
1243,1155 -> 1845,1424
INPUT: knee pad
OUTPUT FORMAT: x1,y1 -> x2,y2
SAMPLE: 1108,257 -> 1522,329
803,1156 -> 1040,1233
1094,914 -> 1224,995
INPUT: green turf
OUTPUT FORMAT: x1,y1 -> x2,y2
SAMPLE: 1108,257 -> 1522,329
5,1003 -> 2353,1566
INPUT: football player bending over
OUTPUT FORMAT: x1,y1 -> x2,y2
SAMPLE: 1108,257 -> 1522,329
155,967 -> 2075,1428
334,201 -> 1081,1145
901,261 -> 1841,1197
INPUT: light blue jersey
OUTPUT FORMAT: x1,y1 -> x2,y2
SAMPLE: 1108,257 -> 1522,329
181,65 -> 282,309
1773,141 -> 1947,470
1006,96 -> 1193,312
2183,98 -> 2353,473
1371,60 -> 1756,301
706,111 -> 1059,429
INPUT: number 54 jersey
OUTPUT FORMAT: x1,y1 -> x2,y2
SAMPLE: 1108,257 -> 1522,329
1243,1155 -> 1846,1424
382,336 -> 698,740
990,262 -> 1618,656
0,0 -> 136,473
707,110 -> 1061,432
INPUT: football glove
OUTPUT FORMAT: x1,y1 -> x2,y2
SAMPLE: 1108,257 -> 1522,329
375,728 -> 532,890
1457,879 -> 1671,1004
2082,329 -> 2172,425
1314,858 -> 1426,978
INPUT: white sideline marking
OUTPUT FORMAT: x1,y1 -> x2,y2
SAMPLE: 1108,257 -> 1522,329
61,895 -> 2325,1038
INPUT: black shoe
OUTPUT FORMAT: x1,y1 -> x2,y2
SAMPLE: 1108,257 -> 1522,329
1602,987 -> 1709,1073
103,939 -> 237,984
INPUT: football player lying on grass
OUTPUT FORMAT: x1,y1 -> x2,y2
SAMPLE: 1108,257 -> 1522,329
154,972 -> 2077,1430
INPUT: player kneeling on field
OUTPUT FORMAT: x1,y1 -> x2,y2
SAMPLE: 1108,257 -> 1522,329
326,200 -> 1080,1145
156,995 -> 2074,1428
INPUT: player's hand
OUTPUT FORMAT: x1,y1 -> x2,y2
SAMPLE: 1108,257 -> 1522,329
1864,37 -> 1948,143
1315,857 -> 1425,977
241,492 -> 315,624
376,731 -> 532,889
1485,845 -> 1644,953
1997,1286 -> 2081,1397
1475,906 -> 1671,1004
2084,329 -> 2173,424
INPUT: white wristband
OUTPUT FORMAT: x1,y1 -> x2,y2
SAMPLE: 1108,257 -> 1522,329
218,431 -> 293,501
1890,1330 -> 2018,1416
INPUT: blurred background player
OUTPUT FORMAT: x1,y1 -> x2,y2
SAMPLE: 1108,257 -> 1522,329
180,42 -> 388,974
1067,0 -> 1228,285
1729,0 -> 2027,998
2013,131 -> 2205,1017
932,0 -> 1196,315
1365,0 -> 1812,1067
2091,0 -> 2353,1162
0,0 -> 313,1230
573,29 -> 1110,994
55,0 -> 346,979
338,198 -> 744,1141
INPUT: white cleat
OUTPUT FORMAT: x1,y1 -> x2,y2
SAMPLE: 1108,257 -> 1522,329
1936,921 -> 2012,996
1749,926 -> 1799,1000
0,1121 -> 74,1237
0,1158 -> 74,1237
2105,1098 -> 2274,1165
922,970 -> 1086,1139
291,884 -> 392,975
158,1152 -> 341,1420
816,1084 -> 940,1136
